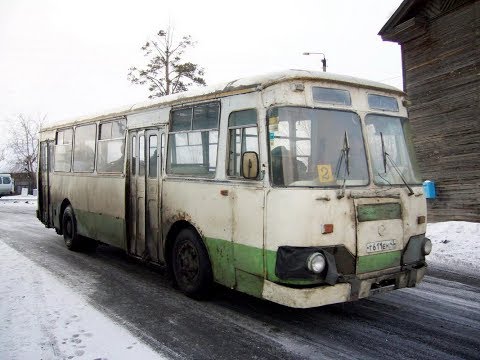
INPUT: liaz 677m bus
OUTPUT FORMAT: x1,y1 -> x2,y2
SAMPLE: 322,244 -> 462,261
37,70 -> 432,308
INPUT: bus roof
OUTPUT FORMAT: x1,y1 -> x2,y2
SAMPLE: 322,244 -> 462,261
42,69 -> 404,131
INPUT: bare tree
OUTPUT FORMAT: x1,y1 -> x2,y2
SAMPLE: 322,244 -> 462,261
2,114 -> 45,191
128,27 -> 206,99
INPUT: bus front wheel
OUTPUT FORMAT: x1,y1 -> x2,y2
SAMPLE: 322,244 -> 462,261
172,228 -> 213,299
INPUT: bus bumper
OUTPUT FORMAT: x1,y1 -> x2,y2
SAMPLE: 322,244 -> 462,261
262,266 -> 427,308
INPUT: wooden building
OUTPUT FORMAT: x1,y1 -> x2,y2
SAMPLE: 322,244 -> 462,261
379,0 -> 480,222
11,172 -> 36,195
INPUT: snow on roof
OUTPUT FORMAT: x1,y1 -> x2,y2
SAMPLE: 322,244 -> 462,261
43,69 -> 403,130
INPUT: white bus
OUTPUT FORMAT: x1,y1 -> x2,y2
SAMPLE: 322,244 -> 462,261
37,70 -> 431,308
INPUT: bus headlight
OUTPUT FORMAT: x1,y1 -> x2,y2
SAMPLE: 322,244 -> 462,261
422,238 -> 432,255
306,252 -> 326,274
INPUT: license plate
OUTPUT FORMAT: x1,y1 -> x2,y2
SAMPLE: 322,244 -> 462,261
366,239 -> 396,253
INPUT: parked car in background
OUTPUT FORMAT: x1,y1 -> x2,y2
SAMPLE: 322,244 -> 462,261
0,174 -> 14,197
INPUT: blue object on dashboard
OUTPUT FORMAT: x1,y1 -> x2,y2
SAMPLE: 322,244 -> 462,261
423,180 -> 436,199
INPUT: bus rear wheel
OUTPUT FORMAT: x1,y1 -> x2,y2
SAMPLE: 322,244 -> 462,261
63,205 -> 81,251
172,228 -> 213,299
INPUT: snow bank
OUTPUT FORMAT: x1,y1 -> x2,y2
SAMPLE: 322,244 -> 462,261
426,221 -> 480,277
0,194 -> 37,205
0,241 -> 167,360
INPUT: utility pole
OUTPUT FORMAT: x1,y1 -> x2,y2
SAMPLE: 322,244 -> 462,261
303,52 -> 327,72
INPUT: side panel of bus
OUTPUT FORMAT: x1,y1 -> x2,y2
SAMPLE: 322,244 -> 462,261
162,93 -> 266,293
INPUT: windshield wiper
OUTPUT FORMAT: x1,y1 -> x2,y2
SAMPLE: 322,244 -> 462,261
380,132 -> 387,173
380,131 -> 414,196
335,131 -> 350,198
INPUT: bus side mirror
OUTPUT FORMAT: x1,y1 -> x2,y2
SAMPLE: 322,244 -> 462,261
242,151 -> 259,179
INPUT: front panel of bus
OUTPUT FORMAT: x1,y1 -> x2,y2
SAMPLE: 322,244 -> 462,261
261,81 -> 429,307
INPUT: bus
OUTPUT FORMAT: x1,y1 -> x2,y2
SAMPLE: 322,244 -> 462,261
37,70 -> 432,308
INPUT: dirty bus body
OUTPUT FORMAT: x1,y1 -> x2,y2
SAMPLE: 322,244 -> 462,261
37,70 -> 431,308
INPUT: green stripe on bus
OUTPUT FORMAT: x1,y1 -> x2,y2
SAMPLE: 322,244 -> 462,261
204,237 -> 236,288
357,251 -> 402,273
75,209 -> 125,249
357,203 -> 402,222
204,237 -> 328,297
235,270 -> 264,298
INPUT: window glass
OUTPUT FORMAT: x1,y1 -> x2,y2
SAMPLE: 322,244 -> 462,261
149,135 -> 158,178
73,124 -> 96,172
167,102 -> 220,177
167,131 -> 218,176
228,109 -> 257,127
63,129 -> 73,144
227,109 -> 258,177
112,120 -> 126,138
99,122 -> 112,140
268,107 -> 368,187
193,103 -> 219,130
56,132 -> 64,145
100,119 -> 126,140
171,108 -> 192,131
55,129 -> 73,172
41,143 -> 48,172
2,177 -> 11,184
139,135 -> 145,176
368,94 -> 399,112
161,133 -> 165,171
365,114 -> 422,185
97,119 -> 126,173
131,136 -> 136,175
97,140 -> 124,173
312,87 -> 351,105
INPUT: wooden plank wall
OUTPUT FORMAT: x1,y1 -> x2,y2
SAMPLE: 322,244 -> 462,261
402,1 -> 480,222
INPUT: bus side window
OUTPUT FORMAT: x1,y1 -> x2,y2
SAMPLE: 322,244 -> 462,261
97,119 -> 126,173
73,124 -> 96,172
167,102 -> 220,177
227,109 -> 258,178
54,128 -> 73,172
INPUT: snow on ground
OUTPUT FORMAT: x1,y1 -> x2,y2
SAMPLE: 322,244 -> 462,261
0,194 -> 37,205
0,241 -> 167,360
426,221 -> 480,277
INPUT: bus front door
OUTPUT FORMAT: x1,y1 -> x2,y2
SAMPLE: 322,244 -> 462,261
128,129 -> 162,262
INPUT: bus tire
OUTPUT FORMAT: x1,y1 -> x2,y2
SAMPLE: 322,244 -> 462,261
62,205 -> 81,251
171,228 -> 213,299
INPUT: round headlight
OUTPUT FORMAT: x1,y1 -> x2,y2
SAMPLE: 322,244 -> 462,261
422,238 -> 432,255
307,252 -> 326,274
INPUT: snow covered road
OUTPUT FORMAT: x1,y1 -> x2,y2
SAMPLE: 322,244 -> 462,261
0,241 -> 166,360
0,203 -> 479,359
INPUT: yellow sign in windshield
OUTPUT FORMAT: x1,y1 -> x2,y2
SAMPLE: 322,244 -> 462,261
317,164 -> 334,183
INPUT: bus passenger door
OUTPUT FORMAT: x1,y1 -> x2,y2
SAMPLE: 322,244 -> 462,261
128,129 -> 163,262
38,141 -> 52,226
145,129 -> 162,262
128,130 -> 146,257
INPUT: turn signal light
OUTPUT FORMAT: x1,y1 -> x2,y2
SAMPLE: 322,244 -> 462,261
322,224 -> 334,234
417,216 -> 426,224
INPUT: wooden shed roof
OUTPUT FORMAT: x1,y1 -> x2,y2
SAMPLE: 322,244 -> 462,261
379,0 -> 474,43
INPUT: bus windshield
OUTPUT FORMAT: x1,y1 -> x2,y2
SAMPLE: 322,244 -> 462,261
268,107 -> 369,187
365,114 -> 422,185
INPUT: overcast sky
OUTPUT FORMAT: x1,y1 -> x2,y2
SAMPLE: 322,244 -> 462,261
0,0 -> 403,128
